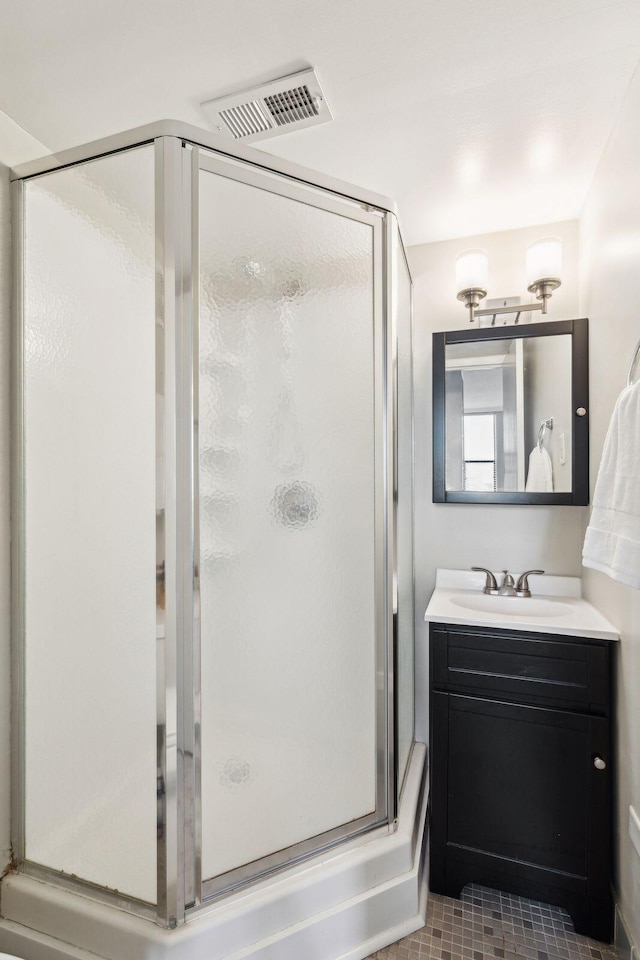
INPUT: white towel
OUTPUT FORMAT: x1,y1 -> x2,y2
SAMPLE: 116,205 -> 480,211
583,380 -> 640,589
525,446 -> 553,492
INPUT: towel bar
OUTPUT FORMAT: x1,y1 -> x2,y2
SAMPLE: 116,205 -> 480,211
537,417 -> 553,449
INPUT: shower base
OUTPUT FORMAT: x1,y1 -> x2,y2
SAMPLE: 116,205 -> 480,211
0,743 -> 428,960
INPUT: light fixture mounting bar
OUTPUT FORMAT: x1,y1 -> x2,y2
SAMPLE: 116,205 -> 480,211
475,302 -> 542,318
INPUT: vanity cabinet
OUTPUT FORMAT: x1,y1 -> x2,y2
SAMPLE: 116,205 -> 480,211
429,622 -> 613,942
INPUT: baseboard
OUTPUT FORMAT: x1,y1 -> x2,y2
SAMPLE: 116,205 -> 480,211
615,903 -> 638,960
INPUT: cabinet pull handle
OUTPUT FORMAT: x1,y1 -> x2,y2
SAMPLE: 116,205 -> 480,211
594,756 -> 607,770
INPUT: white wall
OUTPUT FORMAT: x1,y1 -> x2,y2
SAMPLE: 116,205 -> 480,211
0,111 -> 48,874
406,221 -> 586,741
579,63 -> 640,949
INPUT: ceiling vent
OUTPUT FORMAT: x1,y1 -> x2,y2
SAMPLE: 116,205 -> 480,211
201,68 -> 333,143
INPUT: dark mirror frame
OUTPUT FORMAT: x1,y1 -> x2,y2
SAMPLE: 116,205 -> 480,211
432,317 -> 589,505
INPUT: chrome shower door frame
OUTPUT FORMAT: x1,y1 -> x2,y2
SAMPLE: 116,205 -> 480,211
390,220 -> 416,803
10,125 -> 405,929
191,146 -> 395,906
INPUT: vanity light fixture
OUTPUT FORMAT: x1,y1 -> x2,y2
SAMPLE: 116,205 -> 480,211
456,238 -> 562,323
455,249 -> 488,321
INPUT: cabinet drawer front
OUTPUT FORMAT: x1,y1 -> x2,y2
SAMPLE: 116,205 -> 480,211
431,627 -> 608,711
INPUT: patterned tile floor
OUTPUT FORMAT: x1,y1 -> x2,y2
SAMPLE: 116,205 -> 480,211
366,885 -> 620,960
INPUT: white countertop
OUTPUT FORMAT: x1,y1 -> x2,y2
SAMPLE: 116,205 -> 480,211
424,569 -> 619,641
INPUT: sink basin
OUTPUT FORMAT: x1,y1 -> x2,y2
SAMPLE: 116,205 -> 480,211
424,570 -> 620,640
450,593 -> 573,618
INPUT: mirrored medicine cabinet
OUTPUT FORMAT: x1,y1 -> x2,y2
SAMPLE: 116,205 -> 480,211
432,318 -> 589,505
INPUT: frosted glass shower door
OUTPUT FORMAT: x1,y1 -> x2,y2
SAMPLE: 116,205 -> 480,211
197,156 -> 387,890
21,146 -> 157,903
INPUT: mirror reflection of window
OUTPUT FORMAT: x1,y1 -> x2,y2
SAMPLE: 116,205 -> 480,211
463,413 -> 496,491
445,342 -> 521,493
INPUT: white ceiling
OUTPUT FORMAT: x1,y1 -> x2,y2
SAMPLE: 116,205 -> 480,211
1,0 -> 639,245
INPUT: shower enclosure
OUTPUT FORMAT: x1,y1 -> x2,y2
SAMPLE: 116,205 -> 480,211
9,122 -> 415,933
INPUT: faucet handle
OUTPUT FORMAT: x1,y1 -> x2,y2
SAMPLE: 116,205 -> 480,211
471,567 -> 499,595
516,569 -> 545,597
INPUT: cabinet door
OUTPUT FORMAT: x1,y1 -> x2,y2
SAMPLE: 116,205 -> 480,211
430,692 -> 611,937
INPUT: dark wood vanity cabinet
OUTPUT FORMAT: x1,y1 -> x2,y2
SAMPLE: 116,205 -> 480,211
429,623 -> 613,942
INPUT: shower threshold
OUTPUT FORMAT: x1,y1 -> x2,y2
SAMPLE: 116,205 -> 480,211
0,744 -> 428,960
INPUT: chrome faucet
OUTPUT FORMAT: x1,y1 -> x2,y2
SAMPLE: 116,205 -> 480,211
498,571 -> 517,596
471,567 -> 499,595
472,566 -> 545,598
515,569 -> 544,598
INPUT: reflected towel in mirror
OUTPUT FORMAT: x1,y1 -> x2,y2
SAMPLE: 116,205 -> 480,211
583,380 -> 640,589
525,445 -> 553,492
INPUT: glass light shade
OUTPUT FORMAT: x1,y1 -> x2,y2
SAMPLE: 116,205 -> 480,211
455,250 -> 488,293
526,238 -> 562,284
